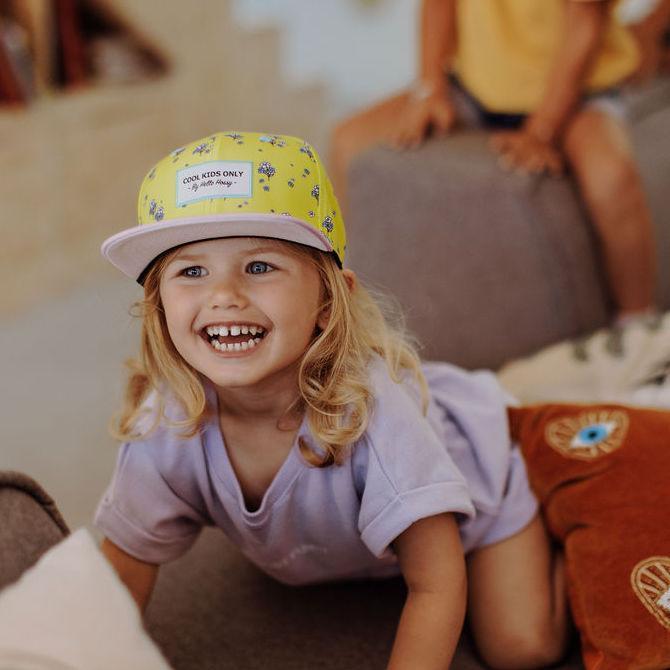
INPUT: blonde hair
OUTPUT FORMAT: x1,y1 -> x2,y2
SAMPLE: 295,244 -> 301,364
111,241 -> 428,467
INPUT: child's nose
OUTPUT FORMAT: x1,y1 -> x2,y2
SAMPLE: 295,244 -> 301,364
207,276 -> 248,310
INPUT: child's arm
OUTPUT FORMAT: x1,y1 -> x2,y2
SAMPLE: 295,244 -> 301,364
628,0 -> 670,82
391,0 -> 458,148
387,513 -> 467,670
101,537 -> 159,612
492,0 -> 611,174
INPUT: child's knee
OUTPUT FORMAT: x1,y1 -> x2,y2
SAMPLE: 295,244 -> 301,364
595,159 -> 641,207
572,147 -> 643,212
476,623 -> 566,670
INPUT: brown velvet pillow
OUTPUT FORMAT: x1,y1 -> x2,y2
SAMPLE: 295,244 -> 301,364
508,404 -> 670,670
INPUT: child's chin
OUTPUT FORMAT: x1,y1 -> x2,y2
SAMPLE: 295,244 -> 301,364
203,366 -> 267,389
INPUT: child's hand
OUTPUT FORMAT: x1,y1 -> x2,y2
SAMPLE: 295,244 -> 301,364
490,129 -> 564,176
388,92 -> 457,150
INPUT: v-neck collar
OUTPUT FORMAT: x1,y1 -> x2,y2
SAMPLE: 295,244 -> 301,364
202,381 -> 307,526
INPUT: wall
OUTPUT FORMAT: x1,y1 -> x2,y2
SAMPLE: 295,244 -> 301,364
232,0 -> 420,119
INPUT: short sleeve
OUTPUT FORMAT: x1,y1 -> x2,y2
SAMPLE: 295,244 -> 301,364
356,362 -> 475,558
95,436 -> 210,564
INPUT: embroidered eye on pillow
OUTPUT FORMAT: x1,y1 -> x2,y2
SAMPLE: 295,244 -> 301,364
508,404 -> 670,670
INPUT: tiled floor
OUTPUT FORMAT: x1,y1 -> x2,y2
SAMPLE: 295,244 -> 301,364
0,278 -> 142,529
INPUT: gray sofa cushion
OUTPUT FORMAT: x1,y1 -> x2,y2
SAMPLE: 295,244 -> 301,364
348,135 -> 609,369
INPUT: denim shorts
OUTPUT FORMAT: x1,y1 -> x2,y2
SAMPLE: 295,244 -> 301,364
448,74 -> 627,131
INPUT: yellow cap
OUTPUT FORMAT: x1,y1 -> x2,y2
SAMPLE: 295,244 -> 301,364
101,131 -> 346,282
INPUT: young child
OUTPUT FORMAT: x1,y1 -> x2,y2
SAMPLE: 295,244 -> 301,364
96,131 -> 567,669
330,0 -> 658,325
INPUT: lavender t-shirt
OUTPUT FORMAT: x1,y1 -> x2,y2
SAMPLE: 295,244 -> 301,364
95,358 -> 536,585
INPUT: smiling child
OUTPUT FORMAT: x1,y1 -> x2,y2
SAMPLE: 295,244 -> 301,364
96,131 -> 568,669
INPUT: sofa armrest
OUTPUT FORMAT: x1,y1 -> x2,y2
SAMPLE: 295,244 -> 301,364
0,471 -> 69,590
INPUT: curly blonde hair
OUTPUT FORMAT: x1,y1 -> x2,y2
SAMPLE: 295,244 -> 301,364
111,240 -> 428,467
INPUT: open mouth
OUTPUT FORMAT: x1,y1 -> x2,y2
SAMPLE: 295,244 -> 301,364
202,324 -> 267,353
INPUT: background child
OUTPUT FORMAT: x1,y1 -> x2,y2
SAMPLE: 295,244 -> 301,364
330,0 -> 658,325
96,131 -> 567,669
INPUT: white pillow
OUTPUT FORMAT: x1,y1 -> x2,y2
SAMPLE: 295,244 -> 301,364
498,311 -> 670,408
0,529 -> 172,670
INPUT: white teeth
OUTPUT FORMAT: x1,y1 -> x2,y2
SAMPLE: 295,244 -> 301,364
206,324 -> 266,349
208,336 -> 263,353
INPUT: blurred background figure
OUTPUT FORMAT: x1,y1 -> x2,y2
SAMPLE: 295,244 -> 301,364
331,0 -> 669,324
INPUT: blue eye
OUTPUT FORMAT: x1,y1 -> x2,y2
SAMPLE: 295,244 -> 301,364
181,266 -> 206,278
247,261 -> 273,274
571,422 -> 615,448
546,409 -> 629,460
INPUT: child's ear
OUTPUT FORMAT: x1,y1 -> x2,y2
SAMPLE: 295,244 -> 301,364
317,311 -> 330,331
316,269 -> 357,330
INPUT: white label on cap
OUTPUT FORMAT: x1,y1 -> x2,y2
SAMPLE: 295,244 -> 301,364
176,161 -> 252,206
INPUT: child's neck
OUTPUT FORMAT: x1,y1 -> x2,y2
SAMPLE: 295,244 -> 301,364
215,374 -> 304,513
214,374 -> 303,428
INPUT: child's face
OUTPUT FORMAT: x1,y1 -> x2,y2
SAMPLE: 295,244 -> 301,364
158,237 -> 326,394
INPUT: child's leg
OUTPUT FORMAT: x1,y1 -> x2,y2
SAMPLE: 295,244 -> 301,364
561,108 -> 658,318
467,515 -> 569,670
329,92 -> 410,214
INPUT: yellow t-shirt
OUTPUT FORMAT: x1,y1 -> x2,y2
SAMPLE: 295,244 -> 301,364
454,0 -> 640,113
